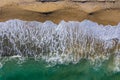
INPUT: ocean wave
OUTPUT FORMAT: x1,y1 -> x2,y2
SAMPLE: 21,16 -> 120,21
0,19 -> 120,71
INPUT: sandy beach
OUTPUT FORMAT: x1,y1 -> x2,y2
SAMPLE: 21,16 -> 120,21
0,0 -> 120,25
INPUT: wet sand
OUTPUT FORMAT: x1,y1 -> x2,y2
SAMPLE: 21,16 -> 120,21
0,0 -> 120,25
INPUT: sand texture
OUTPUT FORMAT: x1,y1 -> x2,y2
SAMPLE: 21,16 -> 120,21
0,0 -> 120,25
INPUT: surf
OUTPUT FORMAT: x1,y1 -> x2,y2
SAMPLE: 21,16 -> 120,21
0,19 -> 120,72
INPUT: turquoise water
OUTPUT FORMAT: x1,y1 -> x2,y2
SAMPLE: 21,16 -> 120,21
0,58 -> 120,80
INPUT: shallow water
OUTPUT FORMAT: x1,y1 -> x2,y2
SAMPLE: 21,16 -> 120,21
0,58 -> 120,80
0,19 -> 120,80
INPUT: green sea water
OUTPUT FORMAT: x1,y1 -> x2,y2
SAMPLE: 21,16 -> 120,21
0,58 -> 120,80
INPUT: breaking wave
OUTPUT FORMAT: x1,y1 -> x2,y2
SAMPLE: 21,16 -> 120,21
0,19 -> 120,71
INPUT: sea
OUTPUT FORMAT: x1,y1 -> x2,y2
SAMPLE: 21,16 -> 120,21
0,19 -> 120,80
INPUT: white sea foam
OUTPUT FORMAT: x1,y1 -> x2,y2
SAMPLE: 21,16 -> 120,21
0,62 -> 2,69
0,19 -> 120,71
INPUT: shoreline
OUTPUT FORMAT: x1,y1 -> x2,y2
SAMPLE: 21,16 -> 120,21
0,0 -> 120,25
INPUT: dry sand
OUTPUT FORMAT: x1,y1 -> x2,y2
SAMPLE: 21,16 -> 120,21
0,0 -> 120,25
